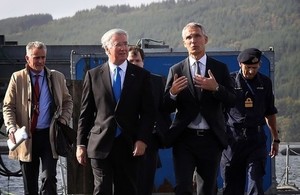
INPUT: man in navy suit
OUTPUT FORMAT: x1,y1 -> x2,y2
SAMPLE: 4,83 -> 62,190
76,29 -> 155,195
128,46 -> 171,195
163,22 -> 236,195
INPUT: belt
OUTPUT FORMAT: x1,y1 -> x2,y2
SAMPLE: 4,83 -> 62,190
233,123 -> 263,130
186,128 -> 211,136
35,127 -> 50,131
240,126 -> 263,133
233,126 -> 263,138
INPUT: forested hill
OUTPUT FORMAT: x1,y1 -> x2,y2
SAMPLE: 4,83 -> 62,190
0,0 -> 299,141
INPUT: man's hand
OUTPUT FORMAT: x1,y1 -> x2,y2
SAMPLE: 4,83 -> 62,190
269,142 -> 279,158
170,74 -> 188,95
8,128 -> 17,144
58,118 -> 67,125
133,140 -> 147,156
76,146 -> 87,166
193,69 -> 219,91
8,131 -> 16,144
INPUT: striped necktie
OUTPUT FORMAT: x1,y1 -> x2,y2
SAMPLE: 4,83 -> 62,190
31,75 -> 40,133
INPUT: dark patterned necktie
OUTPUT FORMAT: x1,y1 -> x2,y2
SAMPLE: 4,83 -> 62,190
195,61 -> 202,99
193,62 -> 203,125
31,75 -> 40,133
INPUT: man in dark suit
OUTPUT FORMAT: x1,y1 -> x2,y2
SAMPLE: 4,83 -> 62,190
128,46 -> 171,195
76,29 -> 155,195
163,22 -> 236,195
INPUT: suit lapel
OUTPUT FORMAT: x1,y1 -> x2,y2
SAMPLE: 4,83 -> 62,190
100,63 -> 115,103
122,63 -> 136,93
205,57 -> 212,77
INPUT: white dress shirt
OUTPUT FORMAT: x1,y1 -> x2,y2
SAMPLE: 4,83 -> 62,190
188,55 -> 210,129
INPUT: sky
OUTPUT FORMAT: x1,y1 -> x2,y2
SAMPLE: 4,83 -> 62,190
0,0 -> 161,20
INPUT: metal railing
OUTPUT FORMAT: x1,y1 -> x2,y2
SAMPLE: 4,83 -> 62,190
276,143 -> 300,194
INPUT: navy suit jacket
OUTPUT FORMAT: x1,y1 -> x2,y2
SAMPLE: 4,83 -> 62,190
77,62 -> 155,159
164,56 -> 236,148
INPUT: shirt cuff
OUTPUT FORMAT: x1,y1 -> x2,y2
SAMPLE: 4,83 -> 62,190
170,91 -> 177,100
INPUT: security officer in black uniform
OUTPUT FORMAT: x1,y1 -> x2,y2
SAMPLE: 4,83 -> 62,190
220,48 -> 280,195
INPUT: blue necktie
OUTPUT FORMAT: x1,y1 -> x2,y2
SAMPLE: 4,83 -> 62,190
113,67 -> 122,136
113,67 -> 121,101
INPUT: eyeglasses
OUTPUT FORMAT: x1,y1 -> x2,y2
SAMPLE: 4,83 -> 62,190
110,42 -> 128,48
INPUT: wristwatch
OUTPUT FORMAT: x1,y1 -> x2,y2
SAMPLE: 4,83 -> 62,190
273,139 -> 280,144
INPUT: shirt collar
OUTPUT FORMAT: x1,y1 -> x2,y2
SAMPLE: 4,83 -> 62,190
189,54 -> 207,67
30,69 -> 45,77
109,60 -> 127,73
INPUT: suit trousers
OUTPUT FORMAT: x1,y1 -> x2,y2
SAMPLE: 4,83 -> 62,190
137,140 -> 159,195
220,129 -> 267,195
90,134 -> 139,195
173,128 -> 222,195
20,129 -> 58,195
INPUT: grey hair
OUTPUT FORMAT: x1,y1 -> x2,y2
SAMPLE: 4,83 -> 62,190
101,28 -> 128,49
26,41 -> 47,55
182,22 -> 208,38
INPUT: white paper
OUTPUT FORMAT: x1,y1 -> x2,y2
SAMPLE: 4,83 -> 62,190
7,126 -> 28,151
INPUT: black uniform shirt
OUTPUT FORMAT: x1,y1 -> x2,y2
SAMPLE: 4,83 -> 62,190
227,71 -> 278,128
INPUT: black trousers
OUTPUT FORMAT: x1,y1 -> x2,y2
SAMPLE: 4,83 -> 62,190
137,142 -> 159,195
20,129 -> 57,195
173,128 -> 222,195
90,134 -> 139,195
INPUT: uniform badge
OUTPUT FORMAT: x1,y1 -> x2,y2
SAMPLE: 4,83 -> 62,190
245,98 -> 253,108
252,57 -> 259,63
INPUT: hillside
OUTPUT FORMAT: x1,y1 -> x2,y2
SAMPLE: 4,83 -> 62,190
0,0 -> 299,141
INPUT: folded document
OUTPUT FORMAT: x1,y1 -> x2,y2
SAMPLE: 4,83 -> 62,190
7,126 -> 28,151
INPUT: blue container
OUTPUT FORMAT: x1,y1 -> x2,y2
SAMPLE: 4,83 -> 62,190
72,49 -> 274,192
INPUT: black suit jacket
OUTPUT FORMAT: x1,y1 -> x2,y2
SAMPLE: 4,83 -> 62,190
164,56 -> 236,148
150,74 -> 172,149
77,62 -> 155,159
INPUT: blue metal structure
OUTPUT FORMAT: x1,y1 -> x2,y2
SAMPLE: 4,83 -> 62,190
0,42 -> 278,193
71,48 -> 275,193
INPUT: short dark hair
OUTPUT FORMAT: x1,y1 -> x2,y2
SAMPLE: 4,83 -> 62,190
128,45 -> 145,61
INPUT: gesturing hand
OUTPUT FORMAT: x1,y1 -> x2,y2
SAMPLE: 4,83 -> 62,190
194,69 -> 219,91
170,74 -> 188,95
